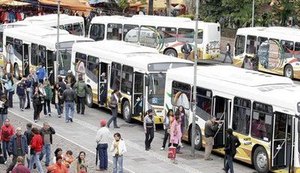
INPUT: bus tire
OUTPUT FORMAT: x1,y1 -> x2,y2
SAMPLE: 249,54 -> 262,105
86,87 -> 94,108
284,65 -> 294,79
190,125 -> 202,150
14,64 -> 20,80
253,146 -> 269,173
122,101 -> 132,123
164,49 -> 178,57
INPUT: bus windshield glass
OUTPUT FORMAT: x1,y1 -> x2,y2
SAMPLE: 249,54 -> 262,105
148,73 -> 166,106
58,49 -> 71,76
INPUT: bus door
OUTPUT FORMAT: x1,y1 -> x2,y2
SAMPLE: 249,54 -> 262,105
132,72 -> 144,116
46,50 -> 55,85
271,112 -> 294,170
22,43 -> 30,77
98,62 -> 108,106
213,96 -> 231,148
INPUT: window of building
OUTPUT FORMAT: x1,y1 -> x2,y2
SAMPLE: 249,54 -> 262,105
107,23 -> 122,40
121,65 -> 133,95
196,87 -> 212,121
177,28 -> 194,43
123,24 -> 139,43
90,24 -> 105,41
235,35 -> 245,55
246,35 -> 257,54
232,97 -> 251,135
171,81 -> 191,109
157,27 -> 176,43
110,62 -> 121,90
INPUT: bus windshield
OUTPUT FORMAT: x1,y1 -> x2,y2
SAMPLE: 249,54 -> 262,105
148,73 -> 166,106
58,49 -> 71,76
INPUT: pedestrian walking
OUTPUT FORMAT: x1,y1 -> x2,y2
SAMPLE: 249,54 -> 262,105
7,127 -> 28,172
36,63 -> 46,84
1,118 -> 14,162
62,84 -> 76,123
32,85 -> 44,123
96,119 -> 111,171
43,79 -> 53,117
52,148 -> 63,164
74,74 -> 88,115
224,128 -> 241,173
25,74 -> 34,109
12,156 -> 30,173
144,109 -> 156,151
110,132 -> 127,173
29,127 -> 44,173
16,77 -> 27,111
54,77 -> 65,118
39,122 -> 56,167
107,89 -> 121,128
24,123 -> 33,167
75,151 -> 88,173
181,42 -> 193,60
161,109 -> 173,150
0,94 -> 8,127
204,117 -> 221,160
47,155 -> 68,173
223,43 -> 233,64
64,70 -> 76,88
170,114 -> 182,154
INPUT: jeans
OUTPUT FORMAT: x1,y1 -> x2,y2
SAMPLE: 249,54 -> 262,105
2,141 -> 9,161
33,104 -> 42,121
55,103 -> 63,116
145,127 -> 154,150
162,129 -> 169,148
225,155 -> 234,173
113,155 -> 123,173
8,91 -> 13,107
65,101 -> 75,122
76,96 -> 85,114
43,99 -> 51,115
29,152 -> 44,173
26,90 -> 31,108
107,107 -> 118,127
39,143 -> 51,166
98,143 -> 108,169
18,95 -> 26,109
0,113 -> 7,127
223,51 -> 233,63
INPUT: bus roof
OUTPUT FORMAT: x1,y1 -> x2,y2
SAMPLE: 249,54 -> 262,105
72,41 -> 193,71
132,15 -> 192,22
4,26 -> 92,50
23,14 -> 84,26
167,65 -> 300,113
237,27 -> 300,41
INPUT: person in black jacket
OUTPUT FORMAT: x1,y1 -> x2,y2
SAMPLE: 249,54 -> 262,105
0,94 -> 8,127
32,85 -> 44,123
24,123 -> 33,167
224,128 -> 241,173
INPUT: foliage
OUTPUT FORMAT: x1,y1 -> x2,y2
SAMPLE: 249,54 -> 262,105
119,0 -> 129,12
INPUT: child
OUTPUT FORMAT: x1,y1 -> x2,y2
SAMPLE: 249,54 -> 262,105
63,150 -> 74,169
79,164 -> 87,173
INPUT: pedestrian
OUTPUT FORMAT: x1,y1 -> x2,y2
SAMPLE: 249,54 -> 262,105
29,127 -> 44,173
7,127 -> 28,172
54,80 -> 64,118
181,42 -> 193,60
74,74 -> 88,115
224,128 -> 241,173
2,73 -> 14,108
75,151 -> 88,173
62,84 -> 76,123
16,77 -> 27,111
36,63 -> 46,84
144,109 -> 156,151
43,79 -> 53,117
32,85 -> 44,123
175,106 -> 186,151
52,148 -> 63,164
79,164 -> 88,173
96,119 -> 111,171
24,122 -> 33,167
107,89 -> 121,128
24,74 -> 34,109
1,118 -> 14,162
0,94 -> 8,127
161,109 -> 173,150
110,132 -> 127,173
62,150 -> 74,169
39,122 -> 56,167
223,43 -> 233,64
170,114 -> 182,154
47,155 -> 68,173
204,117 -> 221,160
64,70 -> 76,88
12,156 -> 30,173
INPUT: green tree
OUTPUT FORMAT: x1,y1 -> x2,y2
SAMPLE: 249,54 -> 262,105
119,0 -> 129,13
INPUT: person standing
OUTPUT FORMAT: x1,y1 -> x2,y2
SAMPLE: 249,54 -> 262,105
96,119 -> 111,171
74,74 -> 88,115
181,42 -> 193,60
7,127 -> 28,173
144,109 -> 156,151
75,151 -> 88,173
16,77 -> 27,111
62,84 -> 76,123
2,73 -> 14,108
224,128 -> 241,173
161,109 -> 173,150
175,105 -> 186,151
110,133 -> 127,173
47,155 -> 68,173
25,74 -> 34,109
204,117 -> 220,160
24,123 -> 33,167
107,89 -> 121,128
32,85 -> 44,123
36,63 -> 45,84
1,118 -> 14,162
43,79 -> 53,117
29,127 -> 44,173
64,70 -> 76,88
169,114 -> 182,153
0,94 -> 8,127
39,122 -> 56,167
12,156 -> 30,173
223,43 -> 233,64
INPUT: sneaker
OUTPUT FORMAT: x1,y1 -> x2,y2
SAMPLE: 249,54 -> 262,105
25,107 -> 30,109
58,115 -> 61,118
48,113 -> 51,117
34,120 -> 38,123
160,147 -> 165,151
21,108 -> 24,111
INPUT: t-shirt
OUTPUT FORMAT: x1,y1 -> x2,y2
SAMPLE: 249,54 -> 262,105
43,133 -> 51,144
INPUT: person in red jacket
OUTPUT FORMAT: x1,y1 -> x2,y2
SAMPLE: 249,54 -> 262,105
29,127 -> 44,173
47,155 -> 68,173
12,156 -> 30,173
1,118 -> 14,162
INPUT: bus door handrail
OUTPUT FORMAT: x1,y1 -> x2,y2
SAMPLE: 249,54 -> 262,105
214,112 -> 225,139
273,140 -> 286,159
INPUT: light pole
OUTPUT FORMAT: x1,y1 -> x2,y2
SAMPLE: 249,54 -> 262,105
191,0 -> 199,157
55,0 -> 61,83
251,0 -> 254,27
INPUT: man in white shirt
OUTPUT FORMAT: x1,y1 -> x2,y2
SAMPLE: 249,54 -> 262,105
96,120 -> 111,171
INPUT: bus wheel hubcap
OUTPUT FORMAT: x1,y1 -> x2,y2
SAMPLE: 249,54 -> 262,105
286,68 -> 292,77
124,105 -> 130,119
87,93 -> 92,104
195,131 -> 200,145
257,152 -> 267,169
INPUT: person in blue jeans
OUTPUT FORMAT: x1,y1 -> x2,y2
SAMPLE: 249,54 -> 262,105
224,128 -> 241,173
62,84 -> 76,123
96,120 -> 111,171
110,133 -> 127,173
39,122 -> 55,167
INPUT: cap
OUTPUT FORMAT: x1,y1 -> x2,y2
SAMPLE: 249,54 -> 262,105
100,119 -> 107,127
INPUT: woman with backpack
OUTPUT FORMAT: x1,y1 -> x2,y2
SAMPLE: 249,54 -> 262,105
43,79 -> 53,117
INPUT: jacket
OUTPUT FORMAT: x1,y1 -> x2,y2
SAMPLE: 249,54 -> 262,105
204,120 -> 218,138
110,139 -> 127,156
170,119 -> 182,144
225,134 -> 241,157
24,129 -> 33,145
40,126 -> 55,144
32,91 -> 43,105
36,67 -> 45,80
0,98 -> 8,115
74,80 -> 87,97
44,84 -> 53,100
110,94 -> 118,108
31,134 -> 43,152
16,81 -> 26,96
8,134 -> 28,156
47,163 -> 68,173
62,88 -> 76,102
1,124 -> 14,142
96,127 -> 111,144
12,163 -> 30,173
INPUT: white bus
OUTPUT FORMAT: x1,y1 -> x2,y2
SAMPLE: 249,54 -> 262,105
233,27 -> 300,80
71,40 -> 193,124
3,26 -> 92,83
164,65 -> 300,173
88,15 -> 220,60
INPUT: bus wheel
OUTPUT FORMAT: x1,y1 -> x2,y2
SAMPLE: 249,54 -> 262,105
164,49 -> 178,57
86,87 -> 94,108
253,146 -> 269,173
284,65 -> 294,79
14,64 -> 20,80
190,125 -> 202,150
122,101 -> 132,123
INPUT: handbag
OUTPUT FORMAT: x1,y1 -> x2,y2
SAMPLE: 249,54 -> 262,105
168,146 -> 176,159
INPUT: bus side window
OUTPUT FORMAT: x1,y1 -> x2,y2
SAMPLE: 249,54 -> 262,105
90,24 -> 105,41
107,23 -> 122,41
281,40 -> 294,59
171,81 -> 191,110
294,42 -> 300,59
121,65 -> 133,95
195,87 -> 212,121
235,35 -> 245,55
246,35 -> 257,54
232,97 -> 251,135
110,62 -> 121,90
